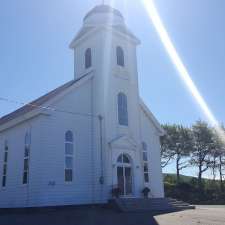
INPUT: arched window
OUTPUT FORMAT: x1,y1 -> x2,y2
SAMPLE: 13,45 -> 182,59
116,46 -> 124,67
23,132 -> 31,184
142,142 -> 149,183
118,92 -> 128,126
65,131 -> 74,182
117,154 -> 130,164
85,48 -> 92,69
2,140 -> 9,187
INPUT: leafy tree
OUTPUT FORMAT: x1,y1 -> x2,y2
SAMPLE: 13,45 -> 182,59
211,126 -> 225,190
160,124 -> 176,168
161,124 -> 192,183
190,121 -> 214,190
218,152 -> 225,190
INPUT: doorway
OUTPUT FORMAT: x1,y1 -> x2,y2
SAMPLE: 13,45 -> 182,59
117,154 -> 133,196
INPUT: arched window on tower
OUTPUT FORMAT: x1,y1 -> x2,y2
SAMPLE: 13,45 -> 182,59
65,130 -> 74,182
116,46 -> 124,67
118,92 -> 128,126
85,48 -> 92,69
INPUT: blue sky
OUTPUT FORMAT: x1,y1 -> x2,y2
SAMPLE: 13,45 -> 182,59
1,1 -> 225,176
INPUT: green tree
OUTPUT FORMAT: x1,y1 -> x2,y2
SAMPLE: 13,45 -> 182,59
211,126 -> 225,190
160,124 -> 175,168
190,121 -> 214,190
161,124 -> 192,183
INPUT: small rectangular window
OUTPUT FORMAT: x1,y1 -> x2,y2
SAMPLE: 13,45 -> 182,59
118,93 -> 128,126
143,152 -> 148,162
23,172 -> 28,184
24,147 -> 29,157
65,143 -> 73,154
65,169 -> 73,182
65,131 -> 74,182
144,163 -> 148,172
2,176 -> 6,187
24,159 -> 29,171
4,152 -> 8,162
65,157 -> 73,168
144,173 -> 149,183
142,142 -> 149,183
2,141 -> 9,187
3,164 -> 7,175
23,132 -> 31,184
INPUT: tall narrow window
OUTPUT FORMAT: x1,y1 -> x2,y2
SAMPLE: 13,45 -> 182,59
23,132 -> 31,184
142,142 -> 149,183
65,131 -> 74,182
85,48 -> 92,69
118,92 -> 128,126
116,46 -> 124,67
2,140 -> 9,187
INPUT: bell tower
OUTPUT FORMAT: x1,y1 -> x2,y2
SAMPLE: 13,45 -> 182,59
69,4 -> 141,137
70,5 -> 143,198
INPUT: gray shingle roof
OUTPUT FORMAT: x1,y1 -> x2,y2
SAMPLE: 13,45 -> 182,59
0,75 -> 87,126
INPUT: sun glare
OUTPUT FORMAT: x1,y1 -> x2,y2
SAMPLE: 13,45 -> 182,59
141,0 -> 225,142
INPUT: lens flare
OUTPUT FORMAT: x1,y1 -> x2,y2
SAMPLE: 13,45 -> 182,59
141,0 -> 225,142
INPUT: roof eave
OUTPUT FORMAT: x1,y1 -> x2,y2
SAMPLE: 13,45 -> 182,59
0,73 -> 94,131
139,98 -> 165,136
69,25 -> 141,49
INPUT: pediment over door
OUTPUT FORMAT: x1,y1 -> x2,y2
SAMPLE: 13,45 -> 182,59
108,135 -> 138,151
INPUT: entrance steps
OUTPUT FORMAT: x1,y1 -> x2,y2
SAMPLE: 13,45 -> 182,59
109,197 -> 195,212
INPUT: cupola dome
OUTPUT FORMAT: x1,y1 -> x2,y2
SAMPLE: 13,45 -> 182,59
83,5 -> 125,27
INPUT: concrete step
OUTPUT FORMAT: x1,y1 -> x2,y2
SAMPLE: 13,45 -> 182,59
167,198 -> 195,210
109,197 -> 195,212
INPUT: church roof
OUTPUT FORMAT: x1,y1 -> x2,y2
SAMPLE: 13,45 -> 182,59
70,4 -> 140,47
0,75 -> 88,127
83,5 -> 123,21
0,73 -> 164,136
72,25 -> 139,45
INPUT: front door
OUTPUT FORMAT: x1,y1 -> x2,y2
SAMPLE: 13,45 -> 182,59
117,154 -> 133,196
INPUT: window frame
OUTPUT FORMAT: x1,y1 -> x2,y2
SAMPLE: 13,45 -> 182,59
142,142 -> 149,183
117,92 -> 128,126
85,48 -> 92,69
22,132 -> 31,185
2,140 -> 9,188
116,46 -> 125,67
65,130 -> 74,183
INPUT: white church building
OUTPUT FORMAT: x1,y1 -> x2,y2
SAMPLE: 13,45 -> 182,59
0,5 -> 164,208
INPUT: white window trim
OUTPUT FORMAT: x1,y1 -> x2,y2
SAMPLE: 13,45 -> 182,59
117,92 -> 129,127
22,132 -> 31,185
142,142 -> 149,184
1,141 -> 8,189
65,131 -> 74,183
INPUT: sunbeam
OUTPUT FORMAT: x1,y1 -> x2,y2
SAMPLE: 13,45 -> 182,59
102,0 -> 115,112
141,0 -> 225,143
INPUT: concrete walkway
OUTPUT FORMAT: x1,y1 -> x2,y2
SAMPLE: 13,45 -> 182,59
154,206 -> 225,225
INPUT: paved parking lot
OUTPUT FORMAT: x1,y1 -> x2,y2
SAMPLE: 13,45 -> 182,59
0,205 -> 224,225
154,205 -> 225,225
0,206 -> 158,225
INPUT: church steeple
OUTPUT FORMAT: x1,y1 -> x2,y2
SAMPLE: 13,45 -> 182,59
69,5 -> 140,81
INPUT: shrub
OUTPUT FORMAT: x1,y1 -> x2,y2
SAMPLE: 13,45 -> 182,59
142,187 -> 151,198
111,187 -> 121,198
